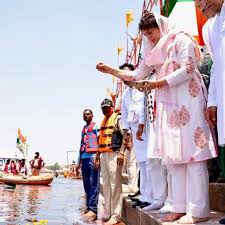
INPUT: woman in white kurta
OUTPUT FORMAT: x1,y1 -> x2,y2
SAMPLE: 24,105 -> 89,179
96,11 -> 217,224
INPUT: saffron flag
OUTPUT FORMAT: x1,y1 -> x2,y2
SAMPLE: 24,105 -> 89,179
117,47 -> 124,56
126,10 -> 134,27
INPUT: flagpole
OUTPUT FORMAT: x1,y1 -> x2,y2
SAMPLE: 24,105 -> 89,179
160,0 -> 163,15
126,26 -> 129,63
134,38 -> 137,66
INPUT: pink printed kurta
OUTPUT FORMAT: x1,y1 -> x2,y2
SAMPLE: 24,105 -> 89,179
126,33 -> 217,164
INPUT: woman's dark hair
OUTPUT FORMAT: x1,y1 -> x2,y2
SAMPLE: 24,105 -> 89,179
139,10 -> 159,30
119,63 -> 135,71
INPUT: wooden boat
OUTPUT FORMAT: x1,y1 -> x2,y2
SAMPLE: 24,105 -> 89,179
0,174 -> 53,185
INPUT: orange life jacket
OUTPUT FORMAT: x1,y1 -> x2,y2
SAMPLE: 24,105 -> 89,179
98,112 -> 122,152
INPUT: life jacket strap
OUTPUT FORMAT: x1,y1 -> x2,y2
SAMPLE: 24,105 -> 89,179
98,144 -> 112,148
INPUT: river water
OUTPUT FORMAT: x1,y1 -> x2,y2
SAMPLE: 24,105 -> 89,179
0,177 -> 94,225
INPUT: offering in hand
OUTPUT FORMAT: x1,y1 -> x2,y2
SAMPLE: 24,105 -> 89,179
132,81 -> 148,89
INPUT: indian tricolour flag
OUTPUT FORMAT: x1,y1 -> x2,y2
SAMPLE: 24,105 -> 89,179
163,0 -> 207,45
17,128 -> 26,145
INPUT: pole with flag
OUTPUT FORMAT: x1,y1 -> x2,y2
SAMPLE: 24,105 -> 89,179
17,128 -> 26,145
125,10 -> 134,62
117,47 -> 124,66
16,128 -> 28,160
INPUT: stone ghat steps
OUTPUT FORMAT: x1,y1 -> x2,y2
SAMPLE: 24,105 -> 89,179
209,183 -> 225,212
121,174 -> 225,213
100,179 -> 225,225
121,198 -> 225,225
75,220 -> 126,225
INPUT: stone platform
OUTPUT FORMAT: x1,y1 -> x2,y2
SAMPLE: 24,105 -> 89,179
122,174 -> 225,213
209,183 -> 225,212
122,198 -> 225,225
99,178 -> 225,225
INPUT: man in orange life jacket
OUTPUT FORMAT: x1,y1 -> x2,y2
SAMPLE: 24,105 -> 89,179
76,109 -> 100,222
94,99 -> 127,225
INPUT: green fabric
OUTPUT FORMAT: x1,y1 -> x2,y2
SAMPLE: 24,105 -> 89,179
163,0 -> 177,17
163,0 -> 194,17
17,138 -> 21,145
219,146 -> 225,178
198,53 -> 213,89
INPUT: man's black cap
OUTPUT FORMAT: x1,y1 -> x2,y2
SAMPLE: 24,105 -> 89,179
101,98 -> 113,108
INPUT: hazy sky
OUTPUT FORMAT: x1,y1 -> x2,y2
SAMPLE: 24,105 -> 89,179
0,0 -> 146,165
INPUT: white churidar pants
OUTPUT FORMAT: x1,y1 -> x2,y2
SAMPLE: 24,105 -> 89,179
167,161 -> 210,217
139,161 -> 153,202
147,158 -> 167,206
125,149 -> 139,193
131,124 -> 148,200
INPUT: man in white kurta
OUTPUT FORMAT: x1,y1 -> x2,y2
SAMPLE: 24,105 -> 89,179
120,63 -> 150,204
121,83 -> 150,204
142,76 -> 167,211
199,1 -> 225,224
121,63 -> 167,210
199,0 -> 225,146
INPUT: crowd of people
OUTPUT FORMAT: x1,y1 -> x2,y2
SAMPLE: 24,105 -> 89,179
77,1 -> 225,224
3,152 -> 45,177
3,159 -> 28,176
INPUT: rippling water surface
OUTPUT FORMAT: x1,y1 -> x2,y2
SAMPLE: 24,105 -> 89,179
0,177 -> 88,225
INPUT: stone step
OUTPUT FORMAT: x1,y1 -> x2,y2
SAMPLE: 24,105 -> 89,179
99,180 -> 225,225
122,198 -> 225,225
122,174 -> 225,213
209,183 -> 225,212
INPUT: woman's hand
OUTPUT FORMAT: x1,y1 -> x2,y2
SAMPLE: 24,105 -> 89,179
133,80 -> 155,92
96,62 -> 113,74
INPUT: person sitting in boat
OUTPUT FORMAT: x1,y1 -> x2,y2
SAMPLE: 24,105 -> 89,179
30,152 -> 45,176
15,159 -> 21,173
10,160 -> 17,175
19,159 -> 28,176
3,159 -> 11,174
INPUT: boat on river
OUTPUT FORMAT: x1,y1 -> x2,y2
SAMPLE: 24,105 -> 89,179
0,174 -> 53,185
